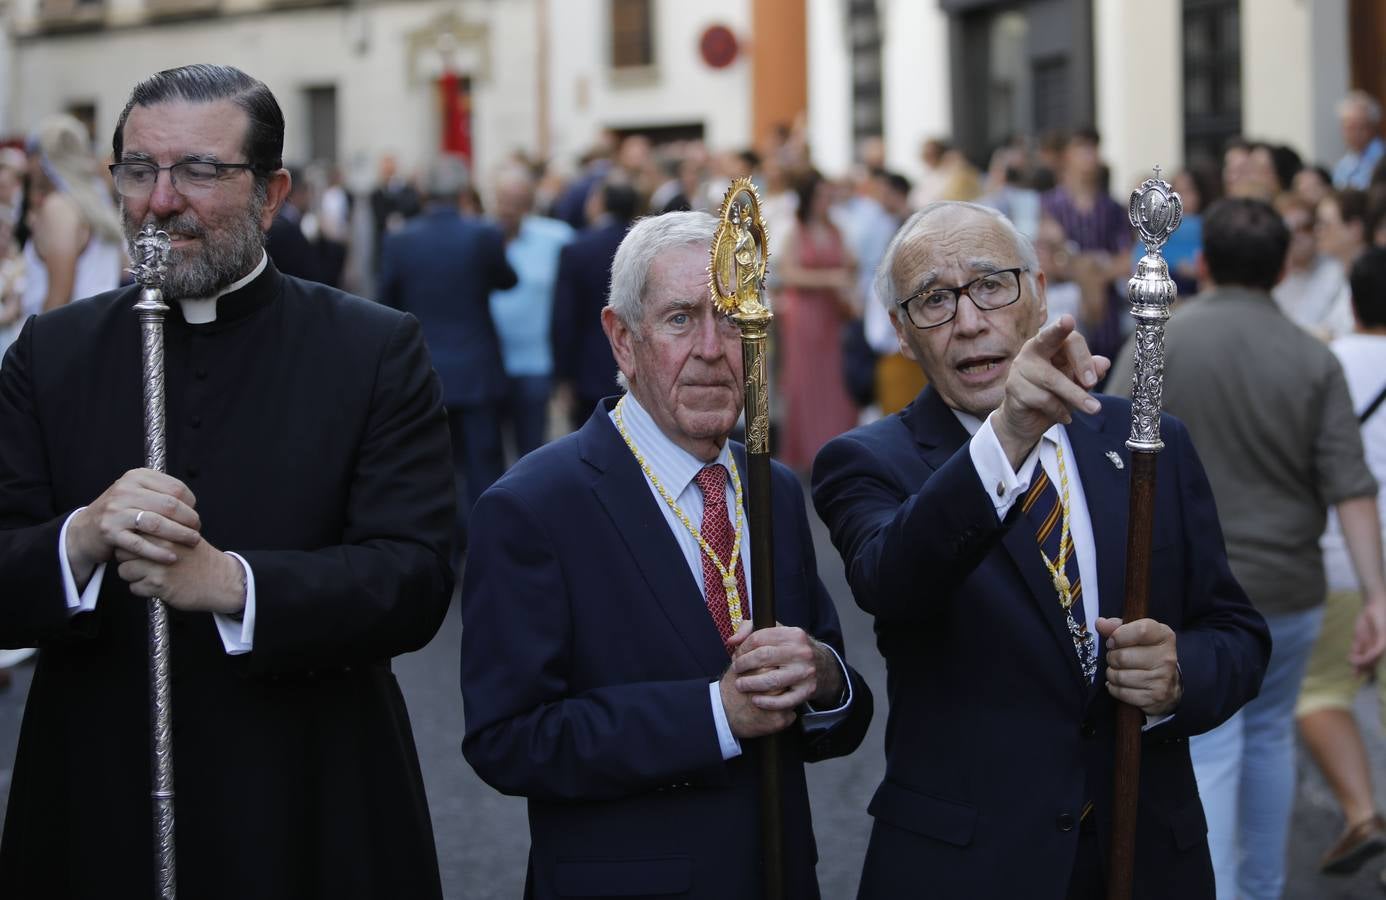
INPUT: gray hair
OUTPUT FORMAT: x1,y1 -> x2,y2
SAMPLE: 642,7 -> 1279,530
873,201 -> 1041,321
606,210 -> 718,389
1339,90 -> 1383,124
426,155 -> 470,201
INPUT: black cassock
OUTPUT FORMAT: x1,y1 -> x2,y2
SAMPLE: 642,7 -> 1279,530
0,261 -> 455,899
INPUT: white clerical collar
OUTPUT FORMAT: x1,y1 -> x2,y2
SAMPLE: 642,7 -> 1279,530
611,393 -> 738,499
178,252 -> 268,325
952,407 -> 1062,445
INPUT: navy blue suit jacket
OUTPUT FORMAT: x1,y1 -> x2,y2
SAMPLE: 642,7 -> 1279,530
461,401 -> 873,899
378,207 -> 517,407
812,387 -> 1270,900
551,219 -> 628,403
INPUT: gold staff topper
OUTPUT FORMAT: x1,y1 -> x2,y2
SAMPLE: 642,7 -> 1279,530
710,177 -> 770,322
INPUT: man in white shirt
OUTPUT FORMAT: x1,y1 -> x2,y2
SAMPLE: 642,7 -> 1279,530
459,211 -> 872,900
812,201 -> 1270,899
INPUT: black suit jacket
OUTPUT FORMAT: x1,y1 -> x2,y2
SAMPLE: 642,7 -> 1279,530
551,219 -> 628,403
812,387 -> 1270,900
461,401 -> 873,899
0,263 -> 455,899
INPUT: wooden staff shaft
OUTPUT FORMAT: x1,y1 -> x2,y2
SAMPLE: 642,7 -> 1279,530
1107,450 -> 1157,900
739,330 -> 783,900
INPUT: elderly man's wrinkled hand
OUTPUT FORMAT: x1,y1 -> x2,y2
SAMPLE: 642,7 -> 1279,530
992,315 -> 1110,469
1097,616 -> 1182,717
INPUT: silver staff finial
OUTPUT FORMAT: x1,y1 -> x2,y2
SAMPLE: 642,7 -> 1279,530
1128,167 -> 1182,257
131,225 -> 172,289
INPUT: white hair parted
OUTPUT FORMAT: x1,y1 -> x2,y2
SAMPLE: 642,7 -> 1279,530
872,201 -> 1041,323
606,210 -> 719,389
1340,90 -> 1383,125
607,210 -> 719,330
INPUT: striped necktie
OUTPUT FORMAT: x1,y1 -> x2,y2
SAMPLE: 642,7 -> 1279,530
1020,457 -> 1097,681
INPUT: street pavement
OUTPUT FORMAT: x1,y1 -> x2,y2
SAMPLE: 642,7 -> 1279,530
1,486 -> 1383,898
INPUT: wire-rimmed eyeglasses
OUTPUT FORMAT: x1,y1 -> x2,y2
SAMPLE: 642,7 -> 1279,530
108,161 -> 260,199
895,267 -> 1030,329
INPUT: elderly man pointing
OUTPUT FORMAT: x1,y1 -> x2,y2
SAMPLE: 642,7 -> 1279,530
812,201 -> 1269,900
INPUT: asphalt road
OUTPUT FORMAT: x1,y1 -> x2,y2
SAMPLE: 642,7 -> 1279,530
1,489 -> 1382,898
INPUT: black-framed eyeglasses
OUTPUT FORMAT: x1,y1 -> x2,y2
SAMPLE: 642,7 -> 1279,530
896,267 -> 1030,329
108,161 -> 260,198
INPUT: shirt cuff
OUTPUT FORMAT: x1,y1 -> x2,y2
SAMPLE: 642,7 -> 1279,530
212,552 -> 256,656
1143,713 -> 1174,731
708,680 -> 743,761
970,413 -> 1043,518
802,642 -> 853,730
59,508 -> 105,615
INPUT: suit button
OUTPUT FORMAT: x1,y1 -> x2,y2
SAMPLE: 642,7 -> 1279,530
187,464 -> 200,478
1081,722 -> 1096,739
1057,813 -> 1076,832
195,368 -> 208,381
190,415 -> 202,429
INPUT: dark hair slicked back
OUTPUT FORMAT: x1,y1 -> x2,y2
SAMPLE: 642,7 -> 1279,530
1202,197 -> 1290,291
113,64 -> 284,178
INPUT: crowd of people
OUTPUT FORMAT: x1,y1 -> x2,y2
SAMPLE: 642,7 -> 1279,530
1,61 -> 1385,899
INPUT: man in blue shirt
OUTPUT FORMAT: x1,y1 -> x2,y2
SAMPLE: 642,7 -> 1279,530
489,165 -> 574,460
1333,91 -> 1384,190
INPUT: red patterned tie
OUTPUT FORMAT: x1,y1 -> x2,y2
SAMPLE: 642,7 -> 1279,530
693,464 -> 749,649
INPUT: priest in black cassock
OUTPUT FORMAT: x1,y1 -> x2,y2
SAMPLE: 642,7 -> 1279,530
0,65 -> 455,899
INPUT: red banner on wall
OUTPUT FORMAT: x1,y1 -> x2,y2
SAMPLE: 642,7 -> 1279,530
438,69 -> 472,162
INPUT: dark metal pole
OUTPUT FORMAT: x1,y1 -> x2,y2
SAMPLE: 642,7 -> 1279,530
740,325 -> 782,900
1107,171 -> 1181,900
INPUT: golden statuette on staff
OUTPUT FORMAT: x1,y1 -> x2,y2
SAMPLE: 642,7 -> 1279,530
710,177 -> 784,900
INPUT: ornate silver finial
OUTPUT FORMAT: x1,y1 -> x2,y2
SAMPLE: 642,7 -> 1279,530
1128,167 -> 1182,256
131,225 -> 172,288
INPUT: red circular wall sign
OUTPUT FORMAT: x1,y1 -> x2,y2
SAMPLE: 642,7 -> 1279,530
700,25 -> 739,69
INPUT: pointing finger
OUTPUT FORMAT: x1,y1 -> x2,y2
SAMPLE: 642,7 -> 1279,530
1027,315 -> 1078,357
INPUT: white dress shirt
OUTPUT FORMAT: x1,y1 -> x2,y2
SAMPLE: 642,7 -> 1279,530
611,394 -> 852,761
57,253 -> 269,655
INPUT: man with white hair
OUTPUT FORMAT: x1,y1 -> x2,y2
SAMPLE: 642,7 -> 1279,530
459,211 -> 872,899
812,201 -> 1269,899
1334,91 -> 1384,190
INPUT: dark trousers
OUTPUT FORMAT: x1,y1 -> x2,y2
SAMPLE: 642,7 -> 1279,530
502,374 -> 551,462
447,403 -> 504,550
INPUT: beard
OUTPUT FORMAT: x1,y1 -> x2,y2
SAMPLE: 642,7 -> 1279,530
121,190 -> 267,301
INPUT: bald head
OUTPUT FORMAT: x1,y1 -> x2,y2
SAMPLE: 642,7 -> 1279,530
880,202 -> 1047,418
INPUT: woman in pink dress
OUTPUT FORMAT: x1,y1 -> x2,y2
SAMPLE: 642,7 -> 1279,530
776,170 -> 858,472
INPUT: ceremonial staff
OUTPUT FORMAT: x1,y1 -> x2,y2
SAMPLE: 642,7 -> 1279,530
1108,169 -> 1182,900
710,178 -> 783,900
131,224 -> 178,900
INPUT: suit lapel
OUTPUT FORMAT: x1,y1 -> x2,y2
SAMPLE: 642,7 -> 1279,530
908,389 -> 1085,687
580,403 -> 732,676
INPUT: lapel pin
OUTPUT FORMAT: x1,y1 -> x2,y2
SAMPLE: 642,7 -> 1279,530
1106,450 -> 1124,470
